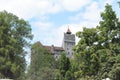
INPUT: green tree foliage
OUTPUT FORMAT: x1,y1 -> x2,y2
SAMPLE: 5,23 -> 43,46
73,4 -> 120,80
73,28 -> 100,78
69,59 -> 79,80
27,42 -> 55,80
0,11 -> 32,79
65,70 -> 72,80
59,52 -> 71,79
97,4 -> 120,79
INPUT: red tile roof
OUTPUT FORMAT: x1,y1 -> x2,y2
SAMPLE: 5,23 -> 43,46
66,27 -> 71,34
44,45 -> 64,54
34,41 -> 64,54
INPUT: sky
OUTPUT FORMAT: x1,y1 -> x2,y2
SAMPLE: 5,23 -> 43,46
0,0 -> 120,46
0,0 -> 120,64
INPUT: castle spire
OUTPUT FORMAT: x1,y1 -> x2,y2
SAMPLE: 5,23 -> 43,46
66,26 -> 71,34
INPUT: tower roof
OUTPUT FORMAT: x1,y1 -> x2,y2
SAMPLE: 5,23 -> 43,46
66,27 -> 71,34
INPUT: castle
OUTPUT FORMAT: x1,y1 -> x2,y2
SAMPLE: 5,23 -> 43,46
43,28 -> 75,60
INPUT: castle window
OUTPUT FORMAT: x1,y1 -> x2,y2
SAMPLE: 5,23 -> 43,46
56,56 -> 58,59
72,52 -> 73,55
72,43 -> 74,46
68,52 -> 69,55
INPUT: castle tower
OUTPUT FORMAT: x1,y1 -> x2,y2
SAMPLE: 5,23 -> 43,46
62,28 -> 75,58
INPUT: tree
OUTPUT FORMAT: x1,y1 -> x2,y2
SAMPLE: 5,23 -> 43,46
69,59 -> 79,80
118,1 -> 120,8
59,52 -> 71,79
27,42 -> 55,80
73,4 -> 120,80
0,11 -> 32,79
97,4 -> 120,79
65,70 -> 72,80
73,28 -> 100,79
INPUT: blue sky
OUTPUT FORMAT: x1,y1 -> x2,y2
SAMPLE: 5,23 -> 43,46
0,0 -> 120,64
0,0 -> 119,46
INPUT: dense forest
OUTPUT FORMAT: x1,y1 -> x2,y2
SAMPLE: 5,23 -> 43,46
0,4 -> 120,80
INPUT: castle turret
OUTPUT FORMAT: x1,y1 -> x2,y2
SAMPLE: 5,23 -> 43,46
62,28 -> 75,58
66,27 -> 71,34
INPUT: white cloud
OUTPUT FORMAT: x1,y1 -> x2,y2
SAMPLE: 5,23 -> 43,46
48,2 -> 62,14
83,2 -> 101,21
0,0 -> 116,47
0,0 -> 93,20
61,0 -> 91,11
31,21 -> 53,30
70,2 -> 101,23
31,21 -> 54,43
69,0 -> 116,28
30,0 -> 115,47
0,0 -> 62,19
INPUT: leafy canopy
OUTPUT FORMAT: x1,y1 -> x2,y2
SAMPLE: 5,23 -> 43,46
0,11 -> 32,79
